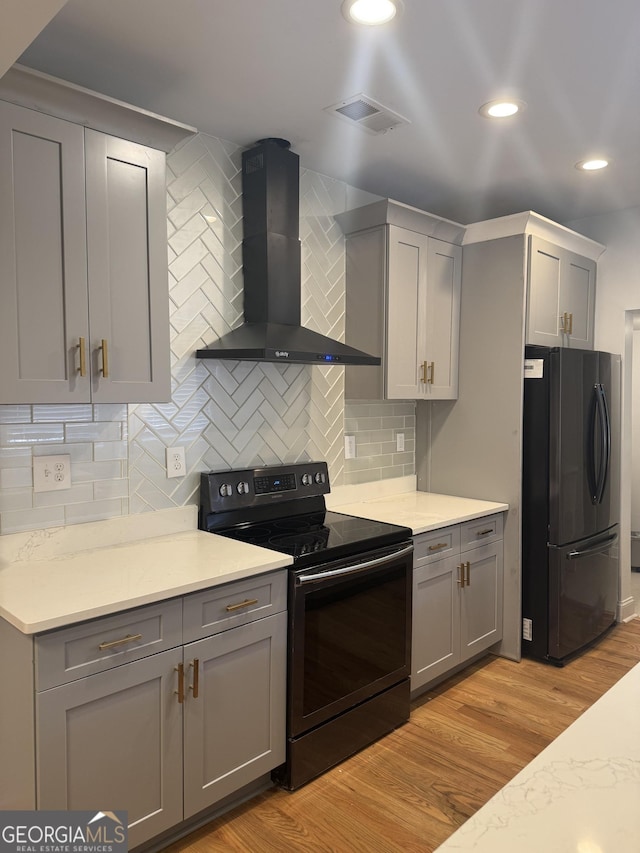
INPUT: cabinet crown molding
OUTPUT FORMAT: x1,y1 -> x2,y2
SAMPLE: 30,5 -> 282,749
463,210 -> 606,261
0,63 -> 197,152
335,199 -> 466,245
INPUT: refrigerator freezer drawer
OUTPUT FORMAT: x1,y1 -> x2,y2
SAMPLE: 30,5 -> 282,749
548,527 -> 618,662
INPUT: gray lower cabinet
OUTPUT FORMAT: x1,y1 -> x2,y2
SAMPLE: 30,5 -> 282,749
36,648 -> 184,848
17,571 -> 287,849
0,98 -> 170,403
412,515 -> 504,692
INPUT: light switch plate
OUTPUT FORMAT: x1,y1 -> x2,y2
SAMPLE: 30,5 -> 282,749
166,446 -> 186,479
33,455 -> 72,492
396,432 -> 405,452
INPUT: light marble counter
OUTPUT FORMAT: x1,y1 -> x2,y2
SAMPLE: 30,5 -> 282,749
330,489 -> 508,535
0,506 -> 292,634
435,660 -> 640,852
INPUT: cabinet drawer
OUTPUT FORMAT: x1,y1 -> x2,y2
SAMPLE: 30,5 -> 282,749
183,570 -> 287,643
460,514 -> 503,551
35,599 -> 183,691
413,526 -> 460,566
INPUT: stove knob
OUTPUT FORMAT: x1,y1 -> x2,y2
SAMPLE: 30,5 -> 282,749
314,472 -> 326,485
301,473 -> 312,486
218,483 -> 233,497
236,481 -> 249,495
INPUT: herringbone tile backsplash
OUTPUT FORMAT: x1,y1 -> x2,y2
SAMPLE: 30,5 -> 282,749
0,132 -> 413,534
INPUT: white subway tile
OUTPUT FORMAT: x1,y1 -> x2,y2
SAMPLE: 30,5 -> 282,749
33,443 -> 93,462
0,467 -> 32,489
64,499 -> 125,525
93,479 -> 129,500
0,424 -> 64,446
94,441 -> 128,461
0,448 -> 32,469
32,404 -> 93,422
33,483 -> 94,507
0,405 -> 32,424
65,422 -> 122,443
0,505 -> 65,534
0,489 -> 33,512
93,404 -> 128,422
72,460 -> 123,482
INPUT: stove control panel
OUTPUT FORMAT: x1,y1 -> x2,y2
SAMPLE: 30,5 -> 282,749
200,461 -> 331,519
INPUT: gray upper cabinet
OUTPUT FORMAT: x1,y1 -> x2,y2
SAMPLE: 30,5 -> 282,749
0,98 -> 171,403
527,235 -> 596,349
336,200 -> 464,401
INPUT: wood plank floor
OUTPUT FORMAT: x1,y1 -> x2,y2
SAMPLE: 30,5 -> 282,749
165,618 -> 640,853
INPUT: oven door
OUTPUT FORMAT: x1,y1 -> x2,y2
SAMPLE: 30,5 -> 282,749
288,541 -> 413,739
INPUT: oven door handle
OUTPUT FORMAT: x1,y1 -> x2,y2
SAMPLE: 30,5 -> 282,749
296,543 -> 414,585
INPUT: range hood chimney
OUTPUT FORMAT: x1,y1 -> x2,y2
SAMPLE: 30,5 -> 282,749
196,138 -> 380,366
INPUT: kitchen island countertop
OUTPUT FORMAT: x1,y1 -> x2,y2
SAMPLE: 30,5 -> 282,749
0,506 -> 292,634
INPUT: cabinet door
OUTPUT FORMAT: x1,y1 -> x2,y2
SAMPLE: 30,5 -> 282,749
459,541 -> 503,661
85,131 -> 170,403
36,648 -> 183,849
386,225 -> 428,399
0,100 -> 90,402
562,250 -> 595,349
183,611 -> 287,818
527,236 -> 595,349
412,555 -> 461,690
424,238 -> 461,399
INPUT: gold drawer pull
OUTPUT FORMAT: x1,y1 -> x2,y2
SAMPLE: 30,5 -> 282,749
189,658 -> 200,699
464,561 -> 471,586
100,338 -> 109,377
175,663 -> 184,704
476,528 -> 494,536
225,598 -> 259,613
457,564 -> 464,587
98,632 -> 142,651
428,542 -> 449,552
77,337 -> 87,377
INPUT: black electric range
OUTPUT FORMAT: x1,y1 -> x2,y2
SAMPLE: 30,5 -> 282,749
198,461 -> 411,568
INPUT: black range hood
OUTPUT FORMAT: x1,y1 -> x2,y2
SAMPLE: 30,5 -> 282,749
196,138 -> 380,366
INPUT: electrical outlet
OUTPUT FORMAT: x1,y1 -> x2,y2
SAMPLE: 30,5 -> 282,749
344,435 -> 356,459
33,455 -> 72,493
166,446 -> 186,479
396,432 -> 405,452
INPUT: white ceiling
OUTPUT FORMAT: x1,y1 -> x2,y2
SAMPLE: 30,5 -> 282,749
15,0 -> 640,225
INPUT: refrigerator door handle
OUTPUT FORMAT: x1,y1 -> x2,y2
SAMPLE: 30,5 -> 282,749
594,383 -> 611,505
566,531 -> 618,560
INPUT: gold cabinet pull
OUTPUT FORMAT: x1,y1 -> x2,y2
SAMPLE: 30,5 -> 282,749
175,663 -> 185,704
420,361 -> 428,383
560,312 -> 566,332
98,632 -> 142,651
428,542 -> 449,552
457,563 -> 464,587
568,312 -> 573,335
100,338 -> 109,377
428,361 -> 435,384
77,337 -> 87,377
476,528 -> 493,537
189,658 -> 200,699
464,561 -> 471,586
225,598 -> 259,613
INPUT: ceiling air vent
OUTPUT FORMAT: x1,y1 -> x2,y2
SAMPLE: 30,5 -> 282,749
324,93 -> 410,135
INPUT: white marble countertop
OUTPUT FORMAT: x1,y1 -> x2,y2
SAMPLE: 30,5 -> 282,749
330,489 -> 508,535
0,507 -> 292,634
434,660 -> 640,852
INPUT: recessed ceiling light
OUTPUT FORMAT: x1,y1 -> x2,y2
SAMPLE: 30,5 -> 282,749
575,158 -> 609,171
341,0 -> 402,26
478,99 -> 526,119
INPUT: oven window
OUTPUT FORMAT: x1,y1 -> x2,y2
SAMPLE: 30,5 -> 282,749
301,564 -> 408,718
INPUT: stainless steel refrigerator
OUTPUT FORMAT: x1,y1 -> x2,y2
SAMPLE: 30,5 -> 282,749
522,345 -> 620,664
